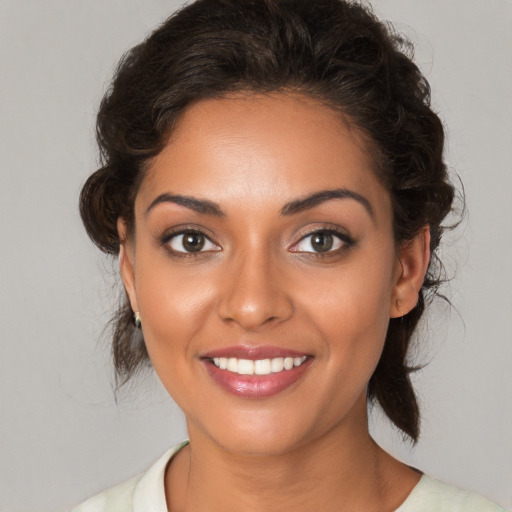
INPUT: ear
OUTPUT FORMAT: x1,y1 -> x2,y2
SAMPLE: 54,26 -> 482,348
389,226 -> 431,318
117,218 -> 139,314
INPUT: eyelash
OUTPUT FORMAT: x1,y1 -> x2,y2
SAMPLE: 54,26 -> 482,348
290,227 -> 355,257
160,228 -> 220,259
160,226 -> 354,259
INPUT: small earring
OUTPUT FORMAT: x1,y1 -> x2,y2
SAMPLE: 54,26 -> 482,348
134,311 -> 141,328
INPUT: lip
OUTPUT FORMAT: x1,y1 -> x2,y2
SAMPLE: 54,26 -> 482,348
202,345 -> 310,360
201,345 -> 313,399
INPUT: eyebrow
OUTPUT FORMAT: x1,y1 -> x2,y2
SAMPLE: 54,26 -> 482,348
146,193 -> 225,217
145,187 -> 374,219
280,188 -> 374,219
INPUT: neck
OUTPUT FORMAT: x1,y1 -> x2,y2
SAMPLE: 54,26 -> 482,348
165,399 -> 419,512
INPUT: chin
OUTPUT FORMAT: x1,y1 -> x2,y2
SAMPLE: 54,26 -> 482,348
188,403 -> 335,458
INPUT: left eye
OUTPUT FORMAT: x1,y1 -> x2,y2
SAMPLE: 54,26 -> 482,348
167,232 -> 219,253
292,231 -> 346,253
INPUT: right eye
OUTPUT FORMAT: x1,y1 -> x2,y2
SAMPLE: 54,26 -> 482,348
166,231 -> 220,253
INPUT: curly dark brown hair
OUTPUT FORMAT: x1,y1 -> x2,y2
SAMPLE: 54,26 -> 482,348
80,0 -> 455,441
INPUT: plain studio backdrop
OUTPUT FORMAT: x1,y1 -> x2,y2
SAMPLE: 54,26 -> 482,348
1,1 -> 511,510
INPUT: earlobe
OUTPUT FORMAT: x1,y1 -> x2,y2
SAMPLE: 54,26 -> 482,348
117,218 -> 139,314
390,226 -> 431,318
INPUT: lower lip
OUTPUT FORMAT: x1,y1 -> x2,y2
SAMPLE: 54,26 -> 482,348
203,359 -> 312,399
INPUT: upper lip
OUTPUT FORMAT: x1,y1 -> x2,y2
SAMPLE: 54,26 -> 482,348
201,345 -> 311,360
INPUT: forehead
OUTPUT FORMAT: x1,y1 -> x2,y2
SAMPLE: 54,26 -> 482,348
137,93 -> 390,220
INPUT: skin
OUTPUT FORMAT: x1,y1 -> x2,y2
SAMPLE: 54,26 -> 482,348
119,93 -> 430,511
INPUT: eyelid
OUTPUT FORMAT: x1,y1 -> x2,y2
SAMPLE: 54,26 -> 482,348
289,226 -> 354,253
161,226 -> 221,254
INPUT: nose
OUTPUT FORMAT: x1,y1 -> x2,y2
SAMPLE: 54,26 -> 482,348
217,250 -> 294,331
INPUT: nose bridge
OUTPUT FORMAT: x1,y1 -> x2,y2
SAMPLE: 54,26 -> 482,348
217,243 -> 293,329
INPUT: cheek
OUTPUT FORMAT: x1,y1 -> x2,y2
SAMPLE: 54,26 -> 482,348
312,289 -> 389,362
299,255 -> 394,370
133,255 -> 217,372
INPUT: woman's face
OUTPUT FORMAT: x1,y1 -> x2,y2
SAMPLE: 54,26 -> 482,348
121,93 -> 426,455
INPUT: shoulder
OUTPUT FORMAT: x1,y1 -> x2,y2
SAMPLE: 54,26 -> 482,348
69,441 -> 189,512
70,474 -> 141,512
396,475 -> 506,512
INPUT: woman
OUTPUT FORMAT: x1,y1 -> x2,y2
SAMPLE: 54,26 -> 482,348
73,0 -> 505,510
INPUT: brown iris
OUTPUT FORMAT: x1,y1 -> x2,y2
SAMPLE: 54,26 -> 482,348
182,233 -> 206,252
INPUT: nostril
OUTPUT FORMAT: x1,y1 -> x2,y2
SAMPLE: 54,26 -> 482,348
218,302 -> 293,330
216,265 -> 294,329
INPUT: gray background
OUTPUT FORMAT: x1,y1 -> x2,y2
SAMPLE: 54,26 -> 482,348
1,1 -> 511,510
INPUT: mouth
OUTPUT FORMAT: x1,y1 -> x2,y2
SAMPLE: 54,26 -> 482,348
201,346 -> 313,399
211,355 -> 308,375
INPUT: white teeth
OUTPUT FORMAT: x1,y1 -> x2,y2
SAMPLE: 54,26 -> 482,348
254,359 -> 271,375
212,355 -> 307,375
271,357 -> 284,373
237,359 -> 254,375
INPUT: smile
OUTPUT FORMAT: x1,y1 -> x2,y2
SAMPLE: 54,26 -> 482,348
202,348 -> 313,398
212,356 -> 308,375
